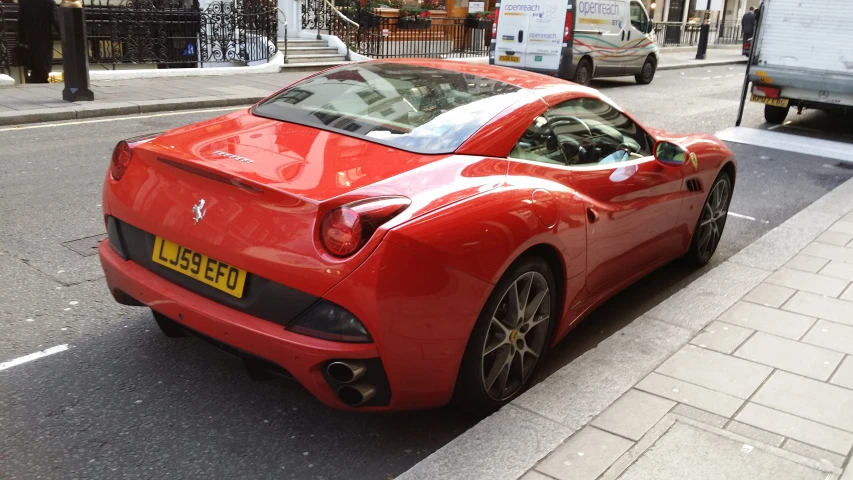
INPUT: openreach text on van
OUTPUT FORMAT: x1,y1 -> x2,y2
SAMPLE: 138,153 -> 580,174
578,0 -> 620,15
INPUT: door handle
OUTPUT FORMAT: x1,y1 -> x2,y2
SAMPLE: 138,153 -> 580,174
518,30 -> 524,42
627,30 -> 631,41
622,30 -> 625,41
587,207 -> 600,224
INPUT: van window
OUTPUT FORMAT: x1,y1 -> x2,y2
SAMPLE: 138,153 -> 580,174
630,1 -> 648,32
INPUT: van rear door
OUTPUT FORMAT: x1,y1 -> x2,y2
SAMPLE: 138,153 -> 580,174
524,0 -> 567,72
494,0 -> 532,69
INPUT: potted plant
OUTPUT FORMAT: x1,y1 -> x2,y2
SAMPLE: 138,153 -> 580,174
398,8 -> 431,29
466,11 -> 493,29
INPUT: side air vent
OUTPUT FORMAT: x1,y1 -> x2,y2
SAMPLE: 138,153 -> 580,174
686,178 -> 702,192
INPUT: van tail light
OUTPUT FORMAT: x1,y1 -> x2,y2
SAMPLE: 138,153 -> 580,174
320,196 -> 411,257
110,132 -> 162,181
753,85 -> 780,98
564,11 -> 573,41
492,7 -> 499,39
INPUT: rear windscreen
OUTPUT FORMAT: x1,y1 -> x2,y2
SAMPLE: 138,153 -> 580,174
252,63 -> 531,154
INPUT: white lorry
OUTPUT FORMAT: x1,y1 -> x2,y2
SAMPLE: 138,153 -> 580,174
736,0 -> 853,125
488,0 -> 660,86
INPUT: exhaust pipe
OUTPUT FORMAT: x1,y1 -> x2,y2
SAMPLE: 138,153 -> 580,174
327,361 -> 366,384
337,384 -> 376,407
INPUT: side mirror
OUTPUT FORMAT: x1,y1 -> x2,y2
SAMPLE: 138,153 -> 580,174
654,141 -> 688,167
647,20 -> 655,34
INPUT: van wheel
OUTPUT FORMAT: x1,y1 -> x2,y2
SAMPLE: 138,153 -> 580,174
573,58 -> 593,87
764,104 -> 789,124
635,56 -> 657,84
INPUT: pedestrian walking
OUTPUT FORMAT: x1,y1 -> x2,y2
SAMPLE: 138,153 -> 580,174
741,6 -> 756,50
17,0 -> 58,83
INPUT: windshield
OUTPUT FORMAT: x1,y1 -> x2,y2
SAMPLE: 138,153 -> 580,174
252,63 -> 531,154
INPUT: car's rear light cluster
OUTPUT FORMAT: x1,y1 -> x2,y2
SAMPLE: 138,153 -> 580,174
492,5 -> 499,39
564,11 -> 573,41
110,132 -> 162,181
753,85 -> 780,98
320,196 -> 411,257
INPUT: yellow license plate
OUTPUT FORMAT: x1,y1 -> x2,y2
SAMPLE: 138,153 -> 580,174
152,236 -> 247,298
499,55 -> 521,63
750,94 -> 789,108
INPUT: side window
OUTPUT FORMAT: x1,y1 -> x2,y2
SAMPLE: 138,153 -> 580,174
630,1 -> 648,32
509,116 -> 567,165
544,97 -> 652,166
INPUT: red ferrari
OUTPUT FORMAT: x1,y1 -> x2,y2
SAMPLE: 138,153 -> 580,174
100,59 -> 736,412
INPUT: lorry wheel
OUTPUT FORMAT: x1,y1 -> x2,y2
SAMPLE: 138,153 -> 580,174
573,58 -> 593,87
635,56 -> 657,84
764,104 -> 789,124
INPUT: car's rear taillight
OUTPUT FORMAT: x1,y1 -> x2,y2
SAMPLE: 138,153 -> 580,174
111,141 -> 133,181
564,11 -> 573,41
110,132 -> 162,181
753,85 -> 780,98
492,6 -> 499,39
320,196 -> 411,258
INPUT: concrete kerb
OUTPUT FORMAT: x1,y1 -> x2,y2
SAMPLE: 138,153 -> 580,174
0,95 -> 267,127
399,175 -> 853,480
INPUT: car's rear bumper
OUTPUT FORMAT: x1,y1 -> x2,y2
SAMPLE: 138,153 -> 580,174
99,241 -> 394,411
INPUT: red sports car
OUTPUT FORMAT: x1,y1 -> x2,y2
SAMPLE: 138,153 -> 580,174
100,59 -> 736,412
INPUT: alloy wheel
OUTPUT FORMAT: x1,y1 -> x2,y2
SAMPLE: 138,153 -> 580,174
697,177 -> 731,261
481,272 -> 551,401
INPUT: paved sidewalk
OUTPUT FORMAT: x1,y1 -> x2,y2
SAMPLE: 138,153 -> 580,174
0,47 -> 744,127
401,139 -> 853,479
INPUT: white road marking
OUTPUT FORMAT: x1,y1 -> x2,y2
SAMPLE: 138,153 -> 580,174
0,344 -> 69,372
728,212 -> 770,223
0,106 -> 242,133
715,127 -> 853,164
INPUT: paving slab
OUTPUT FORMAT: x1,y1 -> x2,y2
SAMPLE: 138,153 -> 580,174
785,254 -> 831,273
820,261 -> 853,281
830,221 -> 853,235
783,292 -> 853,327
635,372 -> 743,418
590,389 -> 675,441
617,422 -> 829,480
535,427 -> 633,480
802,242 -> 853,264
725,421 -> 786,448
735,403 -> 853,456
718,301 -> 816,340
831,356 -> 853,390
765,268 -> 850,297
734,332 -> 843,381
743,284 -> 796,308
690,321 -> 753,354
670,404 -> 728,428
655,345 -> 773,399
753,371 -> 853,435
802,320 -> 853,356
782,439 -> 847,469
817,231 -> 853,247
842,286 -> 853,302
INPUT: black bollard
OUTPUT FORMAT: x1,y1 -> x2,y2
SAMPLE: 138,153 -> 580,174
58,0 -> 94,102
695,0 -> 712,60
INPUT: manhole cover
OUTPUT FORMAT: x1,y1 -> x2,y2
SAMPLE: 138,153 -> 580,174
62,233 -> 108,257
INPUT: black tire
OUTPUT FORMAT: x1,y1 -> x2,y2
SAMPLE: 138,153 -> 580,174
152,310 -> 188,338
682,171 -> 733,267
764,104 -> 789,124
573,58 -> 593,87
634,56 -> 657,84
453,256 -> 557,415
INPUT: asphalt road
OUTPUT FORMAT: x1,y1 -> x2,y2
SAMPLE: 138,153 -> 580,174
1,65 -> 852,480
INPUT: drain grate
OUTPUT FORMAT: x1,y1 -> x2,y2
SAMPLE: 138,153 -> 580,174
62,233 -> 108,257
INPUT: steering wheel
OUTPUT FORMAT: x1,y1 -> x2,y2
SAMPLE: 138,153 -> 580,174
548,115 -> 592,138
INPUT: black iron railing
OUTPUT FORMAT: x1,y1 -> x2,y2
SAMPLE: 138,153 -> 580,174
83,0 -> 276,69
653,20 -> 742,47
0,3 -> 12,74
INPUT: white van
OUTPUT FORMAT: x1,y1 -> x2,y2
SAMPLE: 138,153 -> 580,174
489,0 -> 660,86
